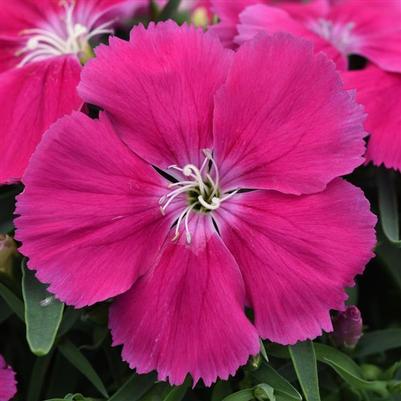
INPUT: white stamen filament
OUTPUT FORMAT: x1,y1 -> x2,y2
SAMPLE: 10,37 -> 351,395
159,150 -> 239,244
16,2 -> 114,67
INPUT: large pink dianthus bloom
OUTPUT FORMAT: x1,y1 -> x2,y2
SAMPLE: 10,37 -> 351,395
0,355 -> 16,401
343,66 -> 401,171
16,23 -> 376,385
0,0 -> 146,185
221,0 -> 401,71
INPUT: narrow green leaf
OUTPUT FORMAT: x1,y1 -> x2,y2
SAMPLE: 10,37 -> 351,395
158,0 -> 181,20
108,373 -> 156,401
376,239 -> 401,291
22,263 -> 64,356
162,380 -> 190,401
58,340 -> 108,398
0,300 -> 12,323
377,169 -> 401,245
314,344 -> 389,397
355,329 -> 401,357
27,353 -> 53,401
0,281 -> 24,320
252,364 -> 302,400
222,389 -> 254,401
289,341 -> 320,401
211,381 -> 233,401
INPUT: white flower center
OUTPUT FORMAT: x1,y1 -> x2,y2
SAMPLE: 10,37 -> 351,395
16,2 -> 114,67
307,18 -> 356,54
159,149 -> 238,244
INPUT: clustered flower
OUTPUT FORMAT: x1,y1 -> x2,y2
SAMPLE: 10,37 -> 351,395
2,0 -> 401,393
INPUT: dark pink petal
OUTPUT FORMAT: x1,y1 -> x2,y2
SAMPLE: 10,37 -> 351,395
329,0 -> 401,72
343,66 -> 401,171
0,36 -> 24,72
280,0 -> 329,20
215,179 -> 376,344
0,355 -> 17,401
235,5 -> 347,69
0,56 -> 82,184
79,21 -> 233,169
0,0 -> 56,36
110,215 -> 259,386
214,33 -> 365,195
15,112 -> 177,307
210,0 -> 259,46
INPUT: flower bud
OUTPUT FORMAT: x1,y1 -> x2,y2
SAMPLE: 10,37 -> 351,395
332,305 -> 363,349
0,234 -> 17,275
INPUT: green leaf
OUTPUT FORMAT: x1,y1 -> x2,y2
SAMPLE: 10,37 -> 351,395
377,169 -> 401,246
108,373 -> 156,401
376,239 -> 401,291
222,389 -> 254,401
27,353 -> 53,401
254,383 -> 276,401
162,380 -> 190,401
58,340 -> 108,398
22,262 -> 64,356
355,329 -> 401,357
212,381 -> 233,401
0,281 -> 24,320
252,364 -> 302,400
158,0 -> 181,20
289,341 -> 320,401
314,344 -> 389,397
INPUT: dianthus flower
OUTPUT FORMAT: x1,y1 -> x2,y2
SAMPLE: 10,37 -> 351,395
16,22 -> 376,385
343,66 -> 401,171
0,355 -> 16,401
210,0 -> 326,47
0,0 -> 146,184
213,0 -> 401,71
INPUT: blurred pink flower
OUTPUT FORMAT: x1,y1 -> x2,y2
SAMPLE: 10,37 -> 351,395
210,0 -> 325,47
0,355 -> 16,401
212,0 -> 401,72
0,0 -> 146,185
16,22 -> 376,385
343,66 -> 401,171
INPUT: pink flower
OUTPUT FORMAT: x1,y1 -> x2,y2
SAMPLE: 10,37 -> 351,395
0,0 -> 146,185
210,0 -> 326,48
343,66 -> 401,171
15,22 -> 376,385
219,0 -> 401,71
0,355 -> 17,401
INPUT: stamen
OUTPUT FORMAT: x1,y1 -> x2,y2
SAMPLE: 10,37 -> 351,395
159,149 -> 240,244
16,2 -> 114,66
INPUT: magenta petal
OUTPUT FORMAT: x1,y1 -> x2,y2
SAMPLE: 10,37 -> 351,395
329,0 -> 401,73
236,4 -> 347,69
343,66 -> 401,171
0,355 -> 17,401
15,112 -> 176,307
0,56 -> 82,185
110,215 -> 259,386
79,21 -> 233,168
215,179 -> 376,344
214,33 -> 365,195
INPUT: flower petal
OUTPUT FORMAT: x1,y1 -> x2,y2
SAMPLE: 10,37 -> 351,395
343,66 -> 401,171
15,112 -> 177,307
213,33 -> 365,194
79,21 -> 233,169
110,215 -> 259,386
329,0 -> 401,72
0,355 -> 17,401
215,179 -> 376,344
235,4 -> 347,69
0,56 -> 82,184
